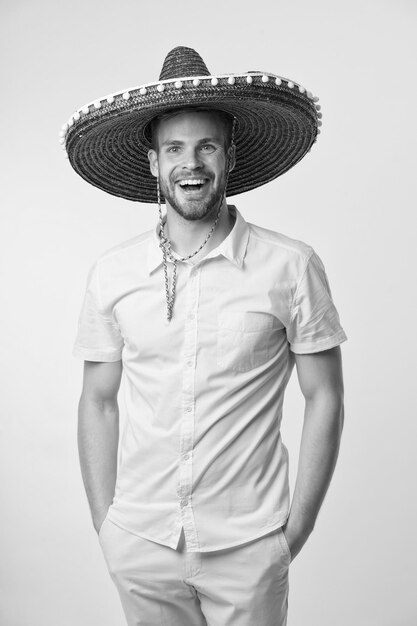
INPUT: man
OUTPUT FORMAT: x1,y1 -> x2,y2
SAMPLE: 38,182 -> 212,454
66,46 -> 346,625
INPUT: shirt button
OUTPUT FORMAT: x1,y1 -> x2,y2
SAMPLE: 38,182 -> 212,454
180,498 -> 188,507
185,406 -> 192,413
184,454 -> 190,461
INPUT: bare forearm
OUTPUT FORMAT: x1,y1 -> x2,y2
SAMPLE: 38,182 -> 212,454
77,394 -> 119,532
285,393 -> 344,556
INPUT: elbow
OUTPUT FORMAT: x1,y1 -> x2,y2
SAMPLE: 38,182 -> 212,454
329,386 -> 345,436
331,390 -> 345,443
337,400 -> 345,439
78,392 -> 119,420
306,387 -> 345,441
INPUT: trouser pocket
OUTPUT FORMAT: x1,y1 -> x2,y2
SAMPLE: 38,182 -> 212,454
275,527 -> 292,564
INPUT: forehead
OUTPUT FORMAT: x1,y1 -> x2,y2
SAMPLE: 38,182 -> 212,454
155,110 -> 226,142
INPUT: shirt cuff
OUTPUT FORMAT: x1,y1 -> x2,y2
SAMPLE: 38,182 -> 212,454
72,344 -> 123,362
289,329 -> 347,355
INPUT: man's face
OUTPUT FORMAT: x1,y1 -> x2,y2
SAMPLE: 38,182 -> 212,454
148,110 -> 234,221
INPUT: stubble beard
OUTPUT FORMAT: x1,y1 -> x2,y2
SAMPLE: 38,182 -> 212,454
160,172 -> 226,222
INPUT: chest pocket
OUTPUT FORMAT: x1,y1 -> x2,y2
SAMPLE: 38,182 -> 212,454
217,311 -> 275,373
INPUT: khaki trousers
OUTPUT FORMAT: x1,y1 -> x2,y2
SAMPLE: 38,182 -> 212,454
99,518 -> 290,626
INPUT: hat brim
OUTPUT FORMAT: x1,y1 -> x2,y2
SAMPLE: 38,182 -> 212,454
65,74 -> 320,203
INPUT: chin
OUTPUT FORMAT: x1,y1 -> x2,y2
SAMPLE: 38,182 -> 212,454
175,204 -> 215,221
169,193 -> 223,221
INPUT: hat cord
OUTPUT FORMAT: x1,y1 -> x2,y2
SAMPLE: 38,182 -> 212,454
158,118 -> 236,322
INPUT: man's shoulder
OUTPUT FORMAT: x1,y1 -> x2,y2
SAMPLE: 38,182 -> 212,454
94,229 -> 154,268
247,221 -> 313,261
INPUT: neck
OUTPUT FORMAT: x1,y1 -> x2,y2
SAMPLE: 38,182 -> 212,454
163,199 -> 234,261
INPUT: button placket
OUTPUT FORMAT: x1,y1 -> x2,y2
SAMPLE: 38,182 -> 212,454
177,266 -> 200,551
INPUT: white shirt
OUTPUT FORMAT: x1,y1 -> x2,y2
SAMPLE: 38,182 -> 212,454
73,206 -> 347,552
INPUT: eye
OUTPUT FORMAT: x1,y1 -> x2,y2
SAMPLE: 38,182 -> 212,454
167,146 -> 180,153
200,144 -> 216,153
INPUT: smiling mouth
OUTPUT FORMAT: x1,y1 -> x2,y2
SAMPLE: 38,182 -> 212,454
177,178 -> 208,192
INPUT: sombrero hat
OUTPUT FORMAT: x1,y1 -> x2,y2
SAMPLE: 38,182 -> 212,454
60,46 -> 322,203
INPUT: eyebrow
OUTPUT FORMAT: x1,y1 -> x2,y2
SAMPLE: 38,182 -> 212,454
198,136 -> 223,144
160,139 -> 183,147
160,136 -> 223,147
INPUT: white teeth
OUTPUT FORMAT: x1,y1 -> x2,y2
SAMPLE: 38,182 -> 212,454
179,179 -> 205,186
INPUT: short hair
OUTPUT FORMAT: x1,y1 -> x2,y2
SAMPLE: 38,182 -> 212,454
147,107 -> 234,152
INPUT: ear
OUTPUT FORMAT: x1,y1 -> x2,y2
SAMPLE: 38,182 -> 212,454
227,143 -> 236,173
147,149 -> 159,178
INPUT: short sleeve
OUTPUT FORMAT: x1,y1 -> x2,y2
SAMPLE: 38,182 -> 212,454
73,262 -> 124,362
287,251 -> 347,354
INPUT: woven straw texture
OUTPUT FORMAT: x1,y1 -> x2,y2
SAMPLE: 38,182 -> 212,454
159,47 -> 211,80
65,47 -> 319,203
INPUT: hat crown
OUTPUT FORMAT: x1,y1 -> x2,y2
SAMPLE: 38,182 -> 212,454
158,46 -> 211,81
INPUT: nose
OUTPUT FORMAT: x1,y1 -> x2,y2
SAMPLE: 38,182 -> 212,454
182,147 -> 203,170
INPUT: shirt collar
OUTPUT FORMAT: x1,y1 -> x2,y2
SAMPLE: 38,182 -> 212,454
146,205 -> 249,274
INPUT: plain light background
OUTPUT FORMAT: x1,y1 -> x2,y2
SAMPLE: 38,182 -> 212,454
1,0 -> 416,624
